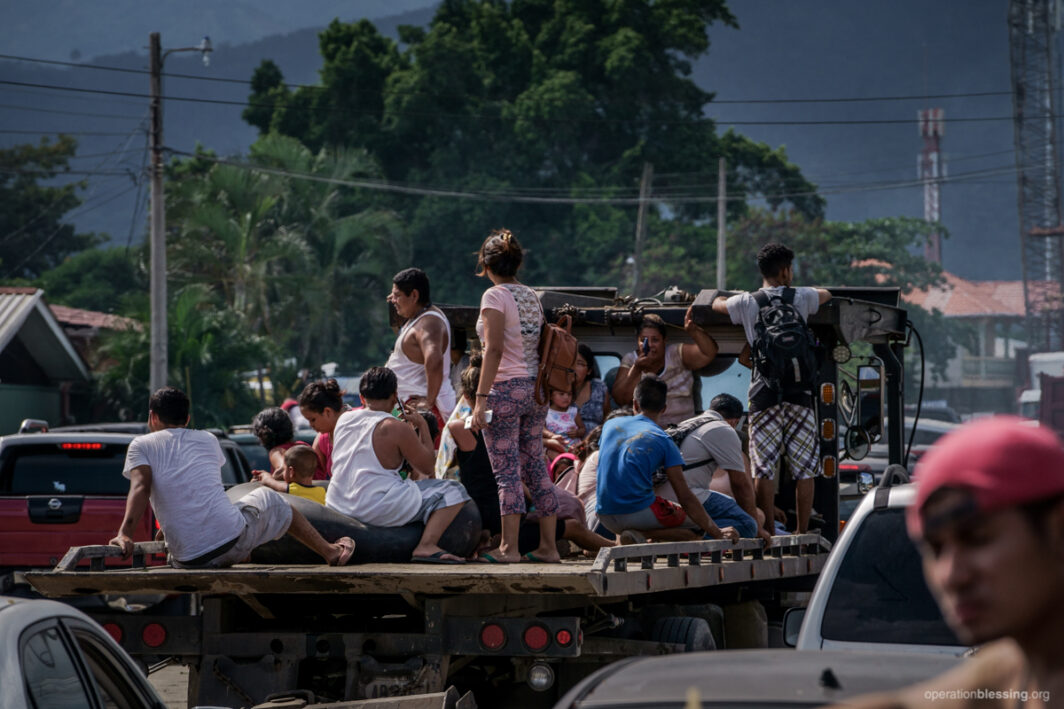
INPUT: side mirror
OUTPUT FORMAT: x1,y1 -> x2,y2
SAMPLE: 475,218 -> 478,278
845,427 -> 871,461
857,364 -> 884,443
783,607 -> 806,647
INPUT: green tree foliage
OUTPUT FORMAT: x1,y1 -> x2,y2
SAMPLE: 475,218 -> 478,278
34,246 -> 146,315
0,136 -> 102,279
94,285 -> 266,427
166,135 -> 410,371
244,0 -> 822,303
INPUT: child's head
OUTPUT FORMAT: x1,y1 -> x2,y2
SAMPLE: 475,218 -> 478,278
283,446 -> 318,485
459,352 -> 483,403
549,388 -> 572,410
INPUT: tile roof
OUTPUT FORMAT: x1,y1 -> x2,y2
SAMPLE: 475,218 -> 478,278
49,304 -> 140,332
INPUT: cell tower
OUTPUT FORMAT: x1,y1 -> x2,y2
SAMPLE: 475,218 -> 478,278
1009,0 -> 1064,351
918,108 -> 945,264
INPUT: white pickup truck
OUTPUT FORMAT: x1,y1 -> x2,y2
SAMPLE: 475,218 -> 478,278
787,480 -> 969,656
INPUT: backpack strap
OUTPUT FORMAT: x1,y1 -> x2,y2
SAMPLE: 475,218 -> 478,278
781,287 -> 795,305
752,290 -> 772,310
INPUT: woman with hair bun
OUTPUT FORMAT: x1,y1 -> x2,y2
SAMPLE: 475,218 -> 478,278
297,379 -> 348,479
471,228 -> 560,563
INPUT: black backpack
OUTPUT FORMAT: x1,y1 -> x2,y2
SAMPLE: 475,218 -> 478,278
751,288 -> 819,400
651,411 -> 725,487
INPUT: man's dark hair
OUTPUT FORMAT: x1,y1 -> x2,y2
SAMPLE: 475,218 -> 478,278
149,386 -> 190,426
360,366 -> 398,401
710,393 -> 744,420
638,313 -> 668,339
393,268 -> 431,306
251,407 -> 294,449
298,379 -> 344,414
757,242 -> 795,279
634,374 -> 668,414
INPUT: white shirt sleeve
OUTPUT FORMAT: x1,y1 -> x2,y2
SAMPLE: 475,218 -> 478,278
799,287 -> 821,318
724,293 -> 747,325
123,436 -> 150,479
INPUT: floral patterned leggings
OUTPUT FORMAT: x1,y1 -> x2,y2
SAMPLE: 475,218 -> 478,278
482,377 -> 560,517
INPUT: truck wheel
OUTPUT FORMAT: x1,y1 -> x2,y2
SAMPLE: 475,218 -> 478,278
650,616 -> 715,652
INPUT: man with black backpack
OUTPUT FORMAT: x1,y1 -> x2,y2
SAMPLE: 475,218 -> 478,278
712,243 -> 831,535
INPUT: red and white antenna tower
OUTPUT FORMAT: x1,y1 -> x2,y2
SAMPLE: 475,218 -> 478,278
918,108 -> 945,264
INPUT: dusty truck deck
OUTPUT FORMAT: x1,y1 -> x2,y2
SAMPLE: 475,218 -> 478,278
26,535 -> 829,599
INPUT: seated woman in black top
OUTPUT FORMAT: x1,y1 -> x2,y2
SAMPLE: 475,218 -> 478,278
449,357 -> 613,558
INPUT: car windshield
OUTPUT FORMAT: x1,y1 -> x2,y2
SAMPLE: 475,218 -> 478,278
1,443 -> 130,495
821,506 -> 960,646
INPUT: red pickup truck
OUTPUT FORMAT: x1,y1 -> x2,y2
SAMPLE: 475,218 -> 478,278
0,427 -> 253,589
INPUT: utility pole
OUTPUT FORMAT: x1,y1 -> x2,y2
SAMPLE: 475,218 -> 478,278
148,33 -> 211,393
149,32 -> 166,393
918,108 -> 945,264
716,157 -> 727,290
632,162 -> 653,296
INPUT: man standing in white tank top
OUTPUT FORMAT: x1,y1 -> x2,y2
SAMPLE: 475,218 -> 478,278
386,269 -> 457,438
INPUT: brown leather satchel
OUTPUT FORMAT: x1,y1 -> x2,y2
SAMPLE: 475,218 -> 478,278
535,313 -> 579,405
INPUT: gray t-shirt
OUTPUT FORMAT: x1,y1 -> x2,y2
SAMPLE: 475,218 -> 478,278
725,286 -> 821,411
657,417 -> 746,504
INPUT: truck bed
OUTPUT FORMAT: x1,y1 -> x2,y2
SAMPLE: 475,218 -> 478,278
26,535 -> 829,599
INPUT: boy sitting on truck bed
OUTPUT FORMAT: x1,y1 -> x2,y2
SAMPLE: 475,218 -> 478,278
253,446 -> 325,505
595,374 -> 739,545
110,386 -> 354,568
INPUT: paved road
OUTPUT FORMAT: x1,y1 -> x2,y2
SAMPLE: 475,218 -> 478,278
148,664 -> 188,709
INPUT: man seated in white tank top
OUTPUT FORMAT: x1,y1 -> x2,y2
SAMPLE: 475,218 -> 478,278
327,366 -> 472,564
386,268 -> 457,442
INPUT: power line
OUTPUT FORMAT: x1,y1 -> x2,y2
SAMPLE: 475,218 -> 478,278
0,128 -> 139,136
0,78 -> 1026,128
165,148 -> 1024,205
0,102 -> 144,120
0,52 -> 1013,105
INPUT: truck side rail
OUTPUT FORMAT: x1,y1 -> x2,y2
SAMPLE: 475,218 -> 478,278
587,534 -> 830,596
54,541 -> 168,571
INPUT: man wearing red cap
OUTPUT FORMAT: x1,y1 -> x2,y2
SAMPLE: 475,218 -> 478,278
843,416 -> 1064,708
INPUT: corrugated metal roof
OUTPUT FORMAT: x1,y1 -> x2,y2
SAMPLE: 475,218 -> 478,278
0,288 -> 89,382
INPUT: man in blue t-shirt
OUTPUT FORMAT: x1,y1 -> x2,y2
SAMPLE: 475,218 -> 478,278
596,374 -> 740,544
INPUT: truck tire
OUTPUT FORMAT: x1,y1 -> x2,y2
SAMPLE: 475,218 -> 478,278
650,616 -> 715,652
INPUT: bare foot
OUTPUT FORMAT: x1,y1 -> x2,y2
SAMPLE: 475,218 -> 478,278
524,546 -> 561,563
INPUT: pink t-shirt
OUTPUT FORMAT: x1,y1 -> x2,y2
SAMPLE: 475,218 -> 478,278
476,284 -> 541,382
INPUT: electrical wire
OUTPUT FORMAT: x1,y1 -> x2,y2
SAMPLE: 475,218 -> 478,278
0,52 -> 1014,105
0,78 -> 1026,128
0,103 -> 144,120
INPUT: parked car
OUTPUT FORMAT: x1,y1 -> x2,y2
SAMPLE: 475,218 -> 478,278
0,594 -> 168,708
789,482 -> 967,655
552,648 -> 961,708
0,427 -> 252,585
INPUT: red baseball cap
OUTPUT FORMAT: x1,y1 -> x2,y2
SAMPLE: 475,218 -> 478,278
280,398 -> 298,411
908,416 -> 1064,538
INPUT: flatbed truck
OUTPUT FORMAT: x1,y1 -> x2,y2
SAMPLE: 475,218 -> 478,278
26,285 -> 912,707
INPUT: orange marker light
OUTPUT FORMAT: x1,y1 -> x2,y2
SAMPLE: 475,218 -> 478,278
820,383 -> 835,405
822,456 -> 837,478
821,419 -> 836,440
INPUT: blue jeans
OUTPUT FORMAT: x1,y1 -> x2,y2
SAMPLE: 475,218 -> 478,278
702,491 -> 758,539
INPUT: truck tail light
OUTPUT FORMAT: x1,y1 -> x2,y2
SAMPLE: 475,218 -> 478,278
480,623 -> 506,651
523,624 -> 550,652
142,623 -> 167,648
555,629 -> 573,647
60,442 -> 103,450
102,623 -> 123,644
